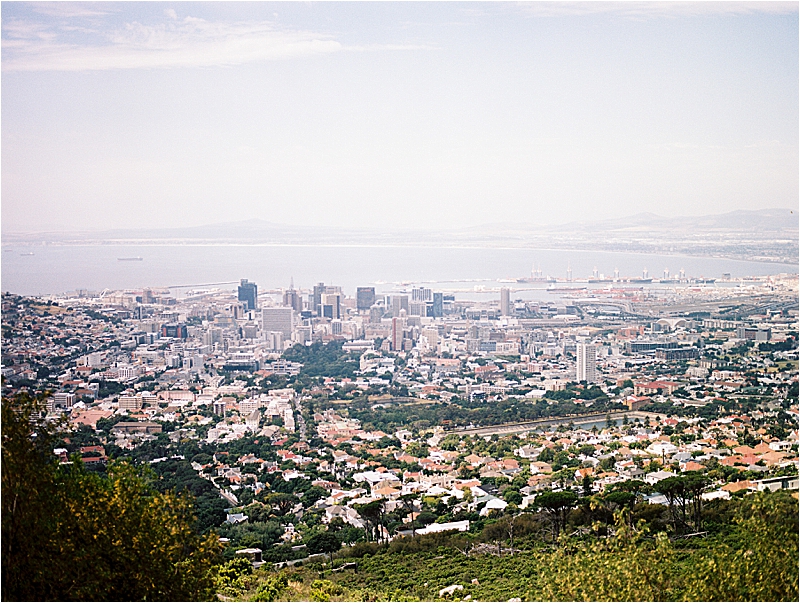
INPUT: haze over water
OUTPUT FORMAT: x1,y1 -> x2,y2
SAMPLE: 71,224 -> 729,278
3,243 -> 795,298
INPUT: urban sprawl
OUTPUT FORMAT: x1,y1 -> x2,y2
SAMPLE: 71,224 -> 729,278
2,270 -> 798,567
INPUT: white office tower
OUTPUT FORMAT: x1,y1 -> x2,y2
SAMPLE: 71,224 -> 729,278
412,287 -> 432,302
266,331 -> 284,351
263,307 -> 293,338
576,342 -> 597,383
500,287 -> 511,316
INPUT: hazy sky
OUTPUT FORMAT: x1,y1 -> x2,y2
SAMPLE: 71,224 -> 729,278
2,1 -> 798,233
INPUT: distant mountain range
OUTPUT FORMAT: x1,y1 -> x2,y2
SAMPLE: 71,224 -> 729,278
3,208 -> 797,264
477,208 -> 798,234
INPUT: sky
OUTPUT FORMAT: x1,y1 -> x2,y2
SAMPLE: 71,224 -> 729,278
2,1 -> 798,234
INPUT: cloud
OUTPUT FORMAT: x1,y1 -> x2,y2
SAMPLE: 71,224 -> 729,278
2,14 -> 344,71
31,2 -> 113,19
515,1 -> 798,19
2,10 -> 434,72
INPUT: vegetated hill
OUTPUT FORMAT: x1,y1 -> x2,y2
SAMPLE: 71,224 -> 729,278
216,490 -> 798,602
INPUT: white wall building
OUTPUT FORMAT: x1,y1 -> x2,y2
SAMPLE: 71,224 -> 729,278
576,342 -> 597,383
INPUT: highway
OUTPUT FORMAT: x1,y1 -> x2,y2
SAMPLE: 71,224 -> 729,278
447,410 -> 665,437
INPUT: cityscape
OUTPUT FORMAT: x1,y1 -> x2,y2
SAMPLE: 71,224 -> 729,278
2,2 -> 798,602
2,263 -> 797,600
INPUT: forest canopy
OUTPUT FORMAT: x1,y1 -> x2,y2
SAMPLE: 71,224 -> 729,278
1,393 -> 222,601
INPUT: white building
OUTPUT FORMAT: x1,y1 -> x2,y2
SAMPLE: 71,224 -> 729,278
500,287 -> 511,316
576,342 -> 597,383
246,410 -> 261,431
262,307 -> 293,338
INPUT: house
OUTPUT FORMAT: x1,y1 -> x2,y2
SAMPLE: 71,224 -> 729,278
111,421 -> 162,435
634,381 -> 680,396
753,475 -> 799,492
225,512 -> 248,525
644,470 -> 676,485
415,520 -> 469,535
479,498 -> 508,516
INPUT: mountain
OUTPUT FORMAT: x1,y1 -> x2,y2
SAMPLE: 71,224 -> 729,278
2,208 -> 796,264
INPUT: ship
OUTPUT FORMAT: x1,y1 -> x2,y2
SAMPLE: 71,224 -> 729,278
19,252 -> 35,256
118,257 -> 143,261
547,285 -> 587,292
517,263 -> 552,283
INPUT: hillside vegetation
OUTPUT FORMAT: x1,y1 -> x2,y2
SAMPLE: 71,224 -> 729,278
218,490 -> 798,602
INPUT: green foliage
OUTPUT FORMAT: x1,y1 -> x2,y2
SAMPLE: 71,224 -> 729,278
149,457 -> 228,531
535,490 -> 578,540
209,492 -> 799,602
310,579 -> 344,601
534,493 -> 798,602
217,520 -> 285,551
216,557 -> 253,586
681,491 -> 799,601
252,573 -> 289,601
503,489 -> 523,505
283,342 -> 359,379
2,393 -> 222,601
307,531 -> 342,557
348,395 -> 619,433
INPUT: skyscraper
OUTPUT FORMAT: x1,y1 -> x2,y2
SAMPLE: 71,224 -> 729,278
321,293 -> 341,319
500,287 -> 511,316
262,307 -> 293,338
432,292 -> 443,318
391,295 -> 409,317
283,279 -> 303,312
238,279 -> 258,311
576,342 -> 597,383
412,287 -> 432,302
312,282 -> 325,315
356,287 -> 376,311
391,317 -> 402,351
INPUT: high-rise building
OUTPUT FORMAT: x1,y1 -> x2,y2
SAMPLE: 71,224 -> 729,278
262,307 -> 293,338
312,282 -> 326,315
283,279 -> 303,312
576,342 -> 597,383
369,304 -> 383,324
391,295 -> 409,317
238,279 -> 258,311
161,323 -> 187,339
321,293 -> 341,319
412,287 -> 432,302
409,302 -> 427,317
500,288 -> 511,316
391,317 -> 402,351
356,287 -> 376,312
432,292 -> 443,318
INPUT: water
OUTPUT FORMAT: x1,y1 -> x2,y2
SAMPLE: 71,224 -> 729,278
2,243 -> 796,298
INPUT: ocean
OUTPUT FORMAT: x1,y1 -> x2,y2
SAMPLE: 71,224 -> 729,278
2,243 -> 796,299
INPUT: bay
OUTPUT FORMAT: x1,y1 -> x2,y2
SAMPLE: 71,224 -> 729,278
2,243 -> 796,298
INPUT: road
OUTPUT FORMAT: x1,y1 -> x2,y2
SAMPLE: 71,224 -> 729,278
447,410 -> 665,437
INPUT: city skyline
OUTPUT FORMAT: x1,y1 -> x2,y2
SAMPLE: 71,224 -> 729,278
2,2 -> 798,234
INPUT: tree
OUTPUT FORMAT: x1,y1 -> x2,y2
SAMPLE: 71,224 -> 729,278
266,493 -> 298,517
398,493 -> 419,537
2,393 -> 222,601
306,531 -> 341,564
503,489 -> 523,505
656,476 -> 689,534
356,499 -> 386,543
535,490 -> 578,541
